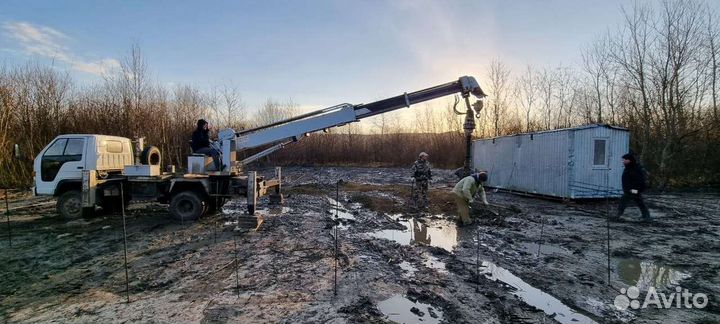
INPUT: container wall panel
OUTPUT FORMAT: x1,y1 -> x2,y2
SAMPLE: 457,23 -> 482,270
473,125 -> 629,199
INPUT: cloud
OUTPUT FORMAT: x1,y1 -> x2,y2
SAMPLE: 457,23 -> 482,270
2,21 -> 119,75
382,1 -> 498,85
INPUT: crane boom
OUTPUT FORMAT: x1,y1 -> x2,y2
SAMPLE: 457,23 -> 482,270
218,76 -> 485,167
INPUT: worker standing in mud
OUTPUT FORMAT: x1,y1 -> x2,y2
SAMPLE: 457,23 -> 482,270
411,152 -> 432,210
452,172 -> 488,226
615,153 -> 651,221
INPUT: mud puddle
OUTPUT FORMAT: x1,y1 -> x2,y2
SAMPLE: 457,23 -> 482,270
377,294 -> 444,324
481,261 -> 597,324
326,196 -> 357,230
367,214 -> 458,252
615,258 -> 691,291
421,252 -> 447,274
221,206 -> 291,216
520,242 -> 568,256
221,204 -> 292,229
399,261 -> 418,278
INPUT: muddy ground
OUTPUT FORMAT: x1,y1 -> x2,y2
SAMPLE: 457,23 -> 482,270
0,166 -> 718,324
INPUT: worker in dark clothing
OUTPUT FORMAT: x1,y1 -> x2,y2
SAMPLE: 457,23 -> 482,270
616,153 -> 651,221
191,119 -> 222,171
411,152 -> 432,210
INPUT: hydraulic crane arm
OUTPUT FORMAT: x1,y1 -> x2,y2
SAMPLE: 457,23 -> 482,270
353,76 -> 485,119
219,76 -> 486,167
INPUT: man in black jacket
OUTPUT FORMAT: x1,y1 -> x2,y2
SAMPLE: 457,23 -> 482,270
191,119 -> 222,171
616,153 -> 651,221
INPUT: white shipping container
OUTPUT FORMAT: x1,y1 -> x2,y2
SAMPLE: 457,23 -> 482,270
472,124 -> 629,199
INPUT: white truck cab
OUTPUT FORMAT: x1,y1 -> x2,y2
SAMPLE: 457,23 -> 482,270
34,135 -> 133,195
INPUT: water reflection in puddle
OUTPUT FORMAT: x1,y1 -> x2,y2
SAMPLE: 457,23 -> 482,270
398,261 -> 417,278
377,294 -> 443,324
481,261 -> 597,324
422,253 -> 447,274
326,197 -> 356,230
615,259 -> 690,291
368,214 -> 458,253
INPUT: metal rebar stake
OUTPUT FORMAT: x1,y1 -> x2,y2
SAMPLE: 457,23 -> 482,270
475,229 -> 480,293
605,169 -> 611,286
5,189 -> 11,247
215,182 -> 219,244
334,179 -> 340,296
120,183 -> 130,303
537,216 -> 544,259
234,229 -> 240,298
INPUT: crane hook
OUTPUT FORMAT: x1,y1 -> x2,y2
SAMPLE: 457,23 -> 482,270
472,100 -> 484,119
452,95 -> 465,115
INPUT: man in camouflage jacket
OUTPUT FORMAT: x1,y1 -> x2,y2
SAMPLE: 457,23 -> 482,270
411,152 -> 432,209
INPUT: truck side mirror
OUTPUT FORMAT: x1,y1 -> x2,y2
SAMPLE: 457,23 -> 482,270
13,144 -> 20,159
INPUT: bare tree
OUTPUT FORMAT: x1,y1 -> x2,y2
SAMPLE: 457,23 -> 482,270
611,3 -> 654,161
537,67 -> 556,130
706,10 -> 720,122
254,98 -> 297,127
517,65 -> 538,132
217,82 -> 245,130
119,44 -> 148,136
487,58 -> 511,137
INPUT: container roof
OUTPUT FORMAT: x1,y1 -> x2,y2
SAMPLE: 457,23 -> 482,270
477,124 -> 628,141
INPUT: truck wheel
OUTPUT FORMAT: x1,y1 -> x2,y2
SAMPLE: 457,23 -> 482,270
140,146 -> 162,166
169,191 -> 206,222
57,190 -> 83,219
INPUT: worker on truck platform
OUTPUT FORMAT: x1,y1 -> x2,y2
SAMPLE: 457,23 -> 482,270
452,172 -> 488,226
411,152 -> 432,210
191,119 -> 222,171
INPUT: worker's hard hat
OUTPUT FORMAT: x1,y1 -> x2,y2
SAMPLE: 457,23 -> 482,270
419,152 -> 429,157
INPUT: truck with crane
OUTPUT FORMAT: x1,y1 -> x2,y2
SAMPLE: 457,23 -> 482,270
30,76 -> 486,221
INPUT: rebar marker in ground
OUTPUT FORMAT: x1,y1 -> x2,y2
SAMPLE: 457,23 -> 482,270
605,169 -> 611,286
234,229 -> 240,298
475,229 -> 480,293
333,179 -> 341,296
5,189 -> 11,247
120,183 -> 130,303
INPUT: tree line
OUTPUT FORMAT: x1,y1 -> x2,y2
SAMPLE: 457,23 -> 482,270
1,1 -> 719,189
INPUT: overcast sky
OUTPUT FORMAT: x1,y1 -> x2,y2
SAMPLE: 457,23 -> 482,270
0,0 -> 700,112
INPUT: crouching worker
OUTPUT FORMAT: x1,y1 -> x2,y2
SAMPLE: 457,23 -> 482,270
191,119 -> 222,171
452,172 -> 488,226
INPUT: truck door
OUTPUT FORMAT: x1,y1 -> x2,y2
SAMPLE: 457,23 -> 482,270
36,137 -> 87,195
